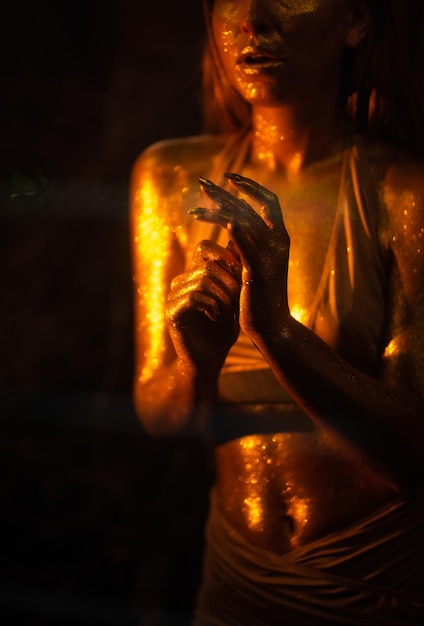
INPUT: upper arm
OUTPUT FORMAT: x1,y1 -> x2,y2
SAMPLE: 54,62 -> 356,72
380,161 -> 424,400
130,136 -> 224,384
130,143 -> 189,385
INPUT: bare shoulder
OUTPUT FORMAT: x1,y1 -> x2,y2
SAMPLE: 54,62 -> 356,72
369,139 -> 424,298
131,134 -> 228,191
367,142 -> 424,263
365,139 -> 424,398
130,134 -> 229,247
365,138 -> 424,244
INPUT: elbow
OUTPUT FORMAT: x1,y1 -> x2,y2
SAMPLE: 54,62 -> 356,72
132,386 -> 195,437
133,397 -> 177,437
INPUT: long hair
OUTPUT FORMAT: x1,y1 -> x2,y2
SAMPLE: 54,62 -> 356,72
201,0 -> 251,134
201,0 -> 424,156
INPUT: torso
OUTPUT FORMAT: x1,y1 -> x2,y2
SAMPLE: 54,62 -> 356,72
214,142 -> 397,555
141,132 -> 404,555
215,430 -> 396,555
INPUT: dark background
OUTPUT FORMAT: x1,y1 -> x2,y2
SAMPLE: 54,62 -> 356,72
1,1 -> 212,624
3,3 -> 424,626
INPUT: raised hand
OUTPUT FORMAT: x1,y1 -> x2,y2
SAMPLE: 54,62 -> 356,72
189,173 -> 291,342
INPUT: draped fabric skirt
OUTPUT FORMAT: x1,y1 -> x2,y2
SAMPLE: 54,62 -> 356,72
193,489 -> 424,625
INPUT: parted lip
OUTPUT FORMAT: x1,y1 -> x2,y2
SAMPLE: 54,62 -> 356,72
237,45 -> 285,64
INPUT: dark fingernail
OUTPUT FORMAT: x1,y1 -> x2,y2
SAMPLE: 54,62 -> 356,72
205,308 -> 221,323
224,172 -> 243,181
205,310 -> 217,322
188,207 -> 207,215
199,177 -> 216,188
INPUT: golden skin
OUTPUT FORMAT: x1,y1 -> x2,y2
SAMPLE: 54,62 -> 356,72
131,0 -> 424,554
132,138 -> 424,554
211,0 -> 353,110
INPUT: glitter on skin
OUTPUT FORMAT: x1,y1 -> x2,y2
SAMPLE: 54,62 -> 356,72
131,0 -> 424,564
134,177 -> 171,383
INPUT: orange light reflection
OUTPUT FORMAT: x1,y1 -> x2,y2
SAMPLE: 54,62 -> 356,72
135,175 -> 171,383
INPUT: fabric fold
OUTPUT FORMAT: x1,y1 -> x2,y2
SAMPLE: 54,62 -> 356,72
194,490 -> 424,625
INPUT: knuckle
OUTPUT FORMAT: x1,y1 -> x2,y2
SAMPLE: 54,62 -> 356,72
196,239 -> 212,254
170,276 -> 180,290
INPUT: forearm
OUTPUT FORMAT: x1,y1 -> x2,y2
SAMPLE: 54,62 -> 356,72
133,358 -> 218,437
254,316 -> 424,483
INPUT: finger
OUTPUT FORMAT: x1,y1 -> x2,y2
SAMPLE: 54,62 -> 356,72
189,206 -> 266,246
168,275 -> 240,325
189,208 -> 267,280
197,177 -> 265,229
226,222 -> 256,273
167,290 -> 223,323
224,172 -> 284,229
169,264 -> 240,312
188,207 -> 231,229
192,239 -> 237,265
227,239 -> 241,263
191,239 -> 242,279
171,261 -> 239,292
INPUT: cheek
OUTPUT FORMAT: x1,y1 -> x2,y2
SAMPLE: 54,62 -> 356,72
293,8 -> 348,65
212,12 -> 238,71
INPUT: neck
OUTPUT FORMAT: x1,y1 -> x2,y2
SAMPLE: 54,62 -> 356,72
251,98 -> 348,176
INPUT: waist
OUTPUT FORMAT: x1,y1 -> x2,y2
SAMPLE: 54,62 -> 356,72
213,424 -> 397,553
195,487 -> 424,626
213,400 -> 314,445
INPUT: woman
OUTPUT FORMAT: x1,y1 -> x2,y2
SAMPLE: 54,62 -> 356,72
131,1 -> 424,623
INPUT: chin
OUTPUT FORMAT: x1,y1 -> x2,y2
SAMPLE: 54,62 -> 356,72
241,89 -> 292,109
234,77 -> 291,108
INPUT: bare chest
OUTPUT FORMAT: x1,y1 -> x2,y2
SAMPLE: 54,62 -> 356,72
243,165 -> 341,323
180,156 -> 343,320
284,194 -> 336,322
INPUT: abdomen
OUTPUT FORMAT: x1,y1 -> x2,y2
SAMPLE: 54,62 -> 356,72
214,428 -> 397,555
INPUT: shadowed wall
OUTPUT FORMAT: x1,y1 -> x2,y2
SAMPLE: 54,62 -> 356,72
1,2 -> 211,625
